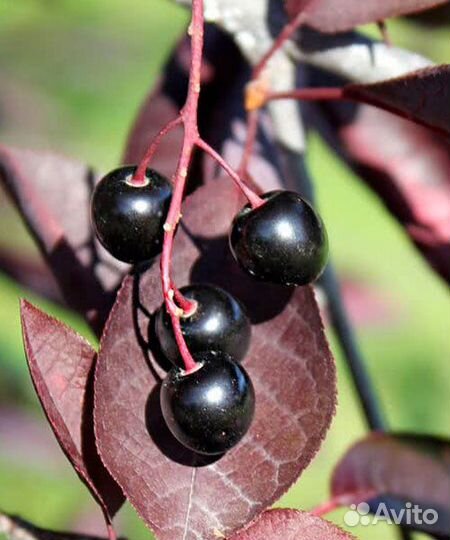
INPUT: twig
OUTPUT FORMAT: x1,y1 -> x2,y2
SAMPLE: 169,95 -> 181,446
320,264 -> 386,431
253,9 -> 306,80
157,0 -> 205,373
237,110 -> 259,177
311,490 -> 377,517
196,138 -> 263,208
264,87 -> 345,105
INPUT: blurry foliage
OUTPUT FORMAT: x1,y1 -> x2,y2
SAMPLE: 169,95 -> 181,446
0,2 -> 448,540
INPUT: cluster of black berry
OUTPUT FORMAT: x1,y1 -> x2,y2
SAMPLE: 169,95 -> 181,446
91,165 -> 328,455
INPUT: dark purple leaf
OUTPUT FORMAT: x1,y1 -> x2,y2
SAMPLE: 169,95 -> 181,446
0,246 -> 63,305
286,0 -> 449,32
331,433 -> 450,536
342,109 -> 450,282
20,300 -> 124,519
306,68 -> 450,283
0,146 -> 127,334
340,107 -> 450,282
228,509 -> 356,540
0,512 -> 116,540
344,65 -> 450,138
94,178 -> 337,540
407,2 -> 450,24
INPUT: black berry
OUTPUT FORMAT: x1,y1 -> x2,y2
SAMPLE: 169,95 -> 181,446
91,165 -> 172,264
160,352 -> 255,455
156,284 -> 251,367
229,190 -> 328,286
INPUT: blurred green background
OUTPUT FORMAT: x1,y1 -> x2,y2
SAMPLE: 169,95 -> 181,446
0,1 -> 448,540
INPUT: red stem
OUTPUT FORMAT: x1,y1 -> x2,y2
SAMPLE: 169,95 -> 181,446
253,10 -> 306,80
131,116 -> 183,186
102,512 -> 117,540
238,109 -> 259,178
266,87 -> 345,103
133,0 -> 261,373
311,499 -> 342,517
311,490 -> 378,517
158,0 -> 205,374
196,138 -> 264,208
239,9 -> 307,177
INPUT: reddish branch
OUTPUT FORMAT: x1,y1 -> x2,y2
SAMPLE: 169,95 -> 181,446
266,87 -> 345,103
238,9 -> 309,175
253,10 -> 306,80
157,0 -> 205,373
311,490 -> 377,517
133,0 -> 262,372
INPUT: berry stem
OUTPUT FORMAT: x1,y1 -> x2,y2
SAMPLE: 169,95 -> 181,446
159,0 -> 205,374
196,138 -> 264,208
239,9 -> 306,177
265,87 -> 345,104
131,116 -> 183,186
310,490 -> 377,517
253,10 -> 306,80
238,109 -> 259,177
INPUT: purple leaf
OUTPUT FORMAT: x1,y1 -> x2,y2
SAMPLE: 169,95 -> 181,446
307,69 -> 450,282
94,178 -> 337,540
20,300 -> 124,519
407,2 -> 450,24
344,65 -> 450,138
286,0 -> 449,32
228,509 -> 356,540
331,433 -> 450,536
0,146 -> 128,334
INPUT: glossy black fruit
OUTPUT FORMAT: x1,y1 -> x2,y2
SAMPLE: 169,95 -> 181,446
91,165 -> 172,263
156,284 -> 251,367
229,190 -> 328,286
160,352 -> 255,454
